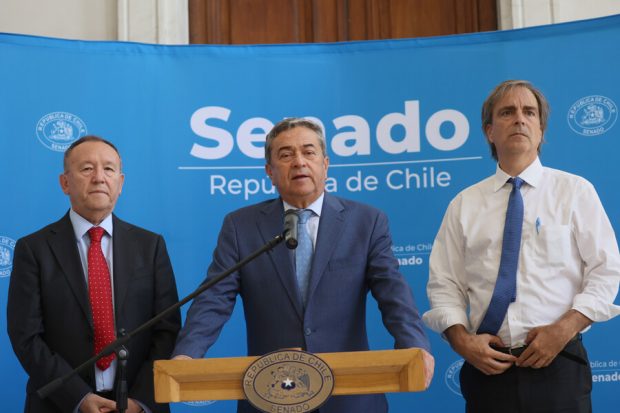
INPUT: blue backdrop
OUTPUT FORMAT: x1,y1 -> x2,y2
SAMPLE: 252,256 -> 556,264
1,14 -> 619,412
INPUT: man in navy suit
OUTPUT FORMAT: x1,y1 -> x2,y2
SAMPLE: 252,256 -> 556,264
172,117 -> 434,412
7,136 -> 181,413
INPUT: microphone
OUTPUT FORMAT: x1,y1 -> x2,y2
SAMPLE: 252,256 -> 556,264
283,209 -> 299,249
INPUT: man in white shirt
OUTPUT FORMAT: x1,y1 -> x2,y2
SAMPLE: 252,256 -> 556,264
423,80 -> 620,412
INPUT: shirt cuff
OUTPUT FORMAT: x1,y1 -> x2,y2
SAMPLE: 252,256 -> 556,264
135,399 -> 150,413
572,295 -> 620,322
422,307 -> 470,335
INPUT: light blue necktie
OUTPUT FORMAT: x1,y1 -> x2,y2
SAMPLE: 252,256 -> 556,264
295,209 -> 314,305
477,177 -> 524,335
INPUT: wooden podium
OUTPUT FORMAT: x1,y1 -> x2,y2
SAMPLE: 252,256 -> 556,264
154,348 -> 425,403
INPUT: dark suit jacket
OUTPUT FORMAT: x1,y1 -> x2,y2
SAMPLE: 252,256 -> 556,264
7,212 -> 181,413
173,193 -> 430,413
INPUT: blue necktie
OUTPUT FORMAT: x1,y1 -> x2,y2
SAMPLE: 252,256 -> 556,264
477,177 -> 524,335
295,209 -> 314,305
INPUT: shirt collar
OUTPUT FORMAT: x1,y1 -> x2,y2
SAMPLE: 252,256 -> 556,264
69,209 -> 114,240
283,192 -> 324,217
492,157 -> 543,192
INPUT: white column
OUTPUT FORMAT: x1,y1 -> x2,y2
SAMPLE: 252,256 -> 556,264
118,0 -> 189,44
498,0 -> 620,30
497,0 -> 552,29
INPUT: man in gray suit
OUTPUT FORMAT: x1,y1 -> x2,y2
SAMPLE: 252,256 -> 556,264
172,117 -> 434,413
8,136 -> 181,413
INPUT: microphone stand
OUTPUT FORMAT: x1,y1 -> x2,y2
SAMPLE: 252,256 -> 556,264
116,330 -> 129,413
37,232 -> 286,411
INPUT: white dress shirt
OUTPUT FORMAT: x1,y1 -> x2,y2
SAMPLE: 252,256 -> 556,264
423,158 -> 620,347
283,192 -> 324,248
70,210 -> 150,413
70,210 -> 117,391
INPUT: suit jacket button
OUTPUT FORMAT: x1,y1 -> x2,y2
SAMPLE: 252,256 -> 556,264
304,328 -> 312,336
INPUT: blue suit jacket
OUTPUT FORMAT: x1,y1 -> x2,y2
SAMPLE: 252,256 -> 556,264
174,194 -> 429,412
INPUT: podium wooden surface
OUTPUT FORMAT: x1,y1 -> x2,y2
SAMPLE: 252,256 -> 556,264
154,348 -> 425,403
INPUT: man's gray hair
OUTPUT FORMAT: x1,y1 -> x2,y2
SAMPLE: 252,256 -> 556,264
264,118 -> 327,163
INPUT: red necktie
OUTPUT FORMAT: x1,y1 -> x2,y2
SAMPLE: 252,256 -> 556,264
87,226 -> 116,370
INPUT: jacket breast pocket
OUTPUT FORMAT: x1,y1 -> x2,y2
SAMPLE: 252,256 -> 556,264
327,255 -> 365,273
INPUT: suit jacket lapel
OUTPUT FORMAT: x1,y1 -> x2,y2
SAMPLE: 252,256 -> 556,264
257,199 -> 304,320
48,212 -> 92,326
112,215 -> 132,317
307,194 -> 346,301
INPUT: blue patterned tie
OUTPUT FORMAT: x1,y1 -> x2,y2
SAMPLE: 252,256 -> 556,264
295,209 -> 314,305
477,177 -> 524,335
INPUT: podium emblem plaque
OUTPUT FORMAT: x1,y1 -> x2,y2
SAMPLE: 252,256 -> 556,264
243,349 -> 334,412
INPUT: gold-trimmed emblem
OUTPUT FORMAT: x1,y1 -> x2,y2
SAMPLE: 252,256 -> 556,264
243,349 -> 334,412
